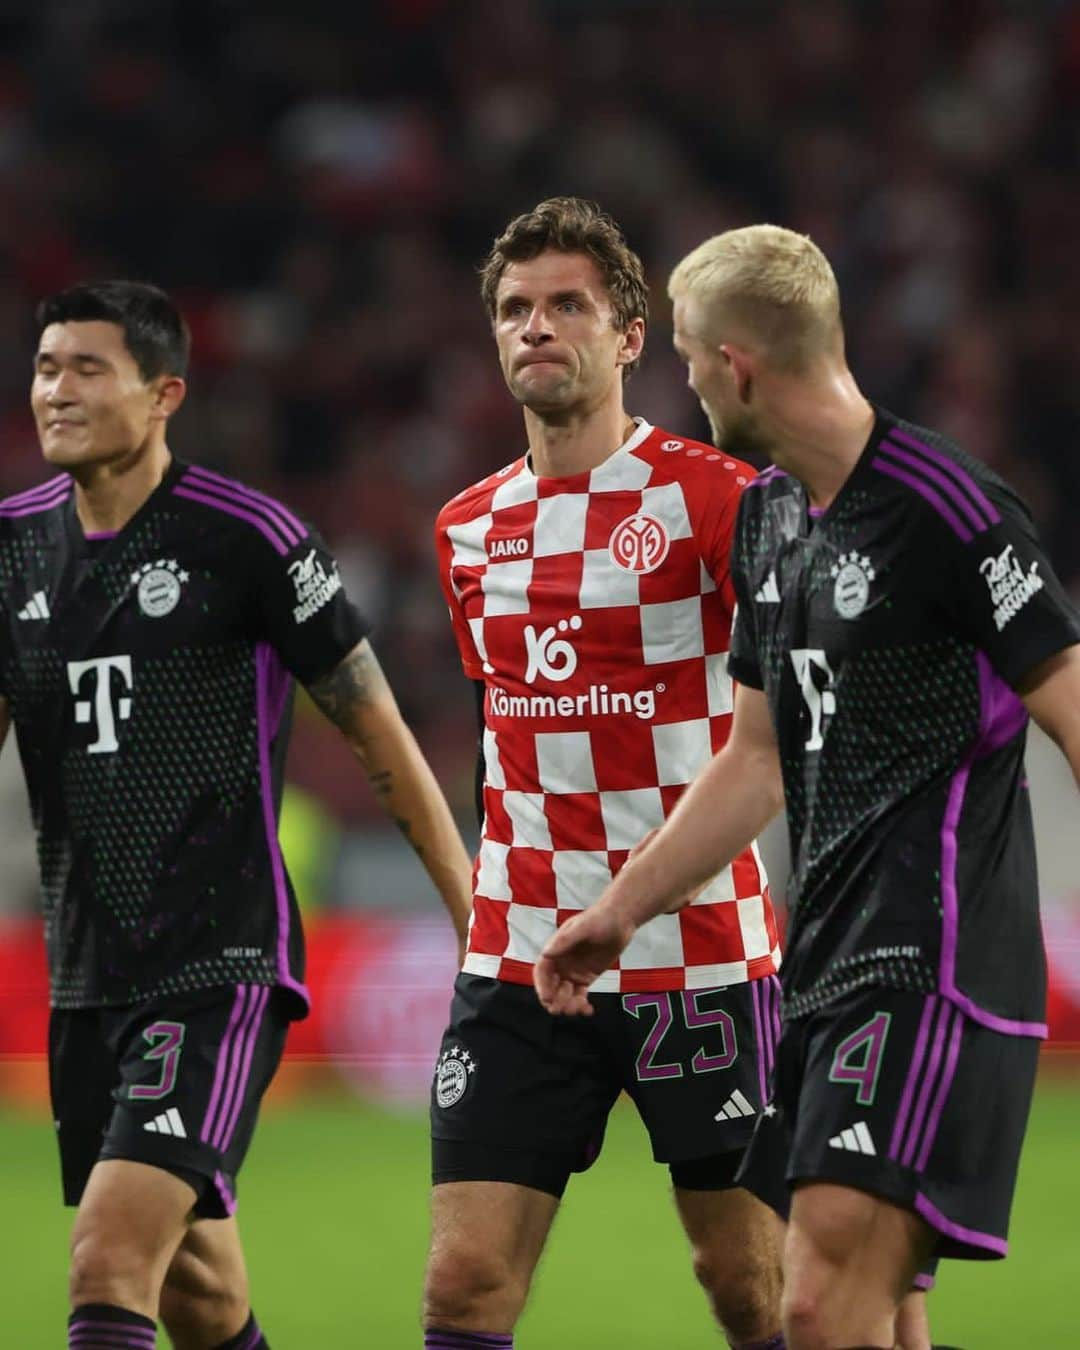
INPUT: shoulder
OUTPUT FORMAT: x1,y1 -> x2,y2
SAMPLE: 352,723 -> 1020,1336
867,416 -> 1027,542
0,474 -> 74,534
437,456 -> 528,534
633,425 -> 757,511
170,462 -> 311,558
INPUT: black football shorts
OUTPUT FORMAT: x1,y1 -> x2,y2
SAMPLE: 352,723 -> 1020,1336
49,982 -> 288,1219
431,972 -> 782,1198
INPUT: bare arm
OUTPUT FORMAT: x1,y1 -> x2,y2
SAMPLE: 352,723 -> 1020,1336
1020,643 -> 1080,790
305,639 -> 473,955
534,683 -> 784,1014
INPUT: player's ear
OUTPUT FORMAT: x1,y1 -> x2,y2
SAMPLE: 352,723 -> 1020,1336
617,317 -> 645,369
719,344 -> 754,405
151,375 -> 187,422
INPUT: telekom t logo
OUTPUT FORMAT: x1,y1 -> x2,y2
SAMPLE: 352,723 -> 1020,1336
790,648 -> 836,751
524,615 -> 582,683
67,656 -> 134,754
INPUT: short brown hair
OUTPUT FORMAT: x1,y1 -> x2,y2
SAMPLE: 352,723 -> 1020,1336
480,197 -> 648,374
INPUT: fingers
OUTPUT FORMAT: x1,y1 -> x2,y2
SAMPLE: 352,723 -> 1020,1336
533,955 -> 594,1017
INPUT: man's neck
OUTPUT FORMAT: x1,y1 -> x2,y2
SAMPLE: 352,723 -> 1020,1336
524,399 -> 637,479
71,443 -> 172,535
766,368 -> 876,511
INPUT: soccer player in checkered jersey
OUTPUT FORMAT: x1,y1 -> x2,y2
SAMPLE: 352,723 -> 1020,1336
424,198 -> 788,1350
0,281 -> 473,1350
536,225 -> 1080,1350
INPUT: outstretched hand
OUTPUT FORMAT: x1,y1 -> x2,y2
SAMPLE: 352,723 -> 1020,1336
533,905 -> 636,1016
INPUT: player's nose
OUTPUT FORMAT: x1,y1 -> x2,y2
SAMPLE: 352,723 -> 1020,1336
521,307 -> 554,343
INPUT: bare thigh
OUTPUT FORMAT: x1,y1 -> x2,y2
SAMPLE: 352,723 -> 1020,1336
424,1181 -> 560,1332
160,1216 -> 251,1349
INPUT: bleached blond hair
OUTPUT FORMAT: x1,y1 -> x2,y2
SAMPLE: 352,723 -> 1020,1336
668,225 -> 842,370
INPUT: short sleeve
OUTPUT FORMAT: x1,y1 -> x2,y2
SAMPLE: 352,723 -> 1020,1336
434,512 -> 485,681
256,525 -> 370,685
726,496 -> 764,689
934,483 -> 1080,688
695,473 -> 744,619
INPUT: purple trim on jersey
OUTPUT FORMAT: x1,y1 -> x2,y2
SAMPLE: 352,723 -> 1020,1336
184,464 -> 306,543
240,1321 -> 263,1350
912,1270 -> 936,1291
0,473 -> 72,508
888,995 -> 936,1161
746,466 -> 788,488
201,985 -> 251,1144
974,651 -> 1028,756
887,426 -> 1001,526
937,652 -> 1047,1036
879,440 -> 992,534
255,642 -> 310,1009
83,530 -> 118,541
915,1006 -> 964,1171
173,484 -> 293,554
216,985 -> 270,1151
871,458 -> 973,542
214,1169 -> 238,1216
914,1191 -> 1008,1257
0,476 -> 73,516
900,999 -> 955,1168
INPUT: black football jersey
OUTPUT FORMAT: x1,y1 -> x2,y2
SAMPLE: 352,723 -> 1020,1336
729,409 -> 1080,1029
0,458 -> 368,1013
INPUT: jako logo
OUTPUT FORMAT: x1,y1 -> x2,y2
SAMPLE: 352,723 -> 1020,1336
609,513 -> 670,574
489,537 -> 529,559
524,615 -> 582,683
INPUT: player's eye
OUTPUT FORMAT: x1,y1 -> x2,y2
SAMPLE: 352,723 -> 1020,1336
558,301 -> 579,313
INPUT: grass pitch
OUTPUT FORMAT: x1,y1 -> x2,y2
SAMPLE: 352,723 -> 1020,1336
2,1073 -> 1076,1347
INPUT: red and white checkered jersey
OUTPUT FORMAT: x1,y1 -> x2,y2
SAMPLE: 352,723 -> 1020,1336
436,420 -> 780,992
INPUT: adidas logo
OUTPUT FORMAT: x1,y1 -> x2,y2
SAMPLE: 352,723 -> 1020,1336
754,572 -> 780,603
714,1089 -> 756,1122
828,1121 -> 876,1155
17,590 -> 50,620
143,1107 -> 187,1138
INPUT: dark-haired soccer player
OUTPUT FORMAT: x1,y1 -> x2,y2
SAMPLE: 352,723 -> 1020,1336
425,199 -> 786,1350
1,281 -> 473,1350
535,225 -> 1080,1350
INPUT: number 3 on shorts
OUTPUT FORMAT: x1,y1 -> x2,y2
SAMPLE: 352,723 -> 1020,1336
828,1012 -> 891,1106
129,1020 -> 186,1101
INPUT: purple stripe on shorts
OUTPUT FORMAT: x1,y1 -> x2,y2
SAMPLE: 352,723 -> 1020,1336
889,994 -> 936,1161
173,485 -> 291,554
201,985 -> 250,1144
901,1000 -> 955,1168
217,985 -> 270,1151
887,426 -> 1001,525
879,440 -> 991,533
255,643 -> 310,1008
211,984 -> 266,1149
751,981 -> 768,1108
912,1270 -> 936,1291
184,465 -> 305,543
914,1191 -> 1008,1257
214,1169 -> 238,1216
871,458 -> 973,541
915,1007 -> 964,1171
0,474 -> 72,507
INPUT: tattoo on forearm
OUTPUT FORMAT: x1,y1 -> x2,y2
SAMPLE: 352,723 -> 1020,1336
306,641 -> 385,731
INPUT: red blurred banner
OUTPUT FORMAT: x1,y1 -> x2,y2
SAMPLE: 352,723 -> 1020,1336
2,909 -> 1079,1108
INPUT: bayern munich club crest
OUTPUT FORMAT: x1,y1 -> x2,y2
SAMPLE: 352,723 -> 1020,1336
830,552 -> 875,619
131,559 -> 189,618
435,1044 -> 476,1108
608,513 -> 670,575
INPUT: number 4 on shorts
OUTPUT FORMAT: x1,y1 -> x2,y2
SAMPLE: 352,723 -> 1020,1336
828,1012 -> 891,1106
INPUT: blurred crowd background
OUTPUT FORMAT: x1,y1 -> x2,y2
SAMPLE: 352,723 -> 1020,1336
1,0 -> 1078,918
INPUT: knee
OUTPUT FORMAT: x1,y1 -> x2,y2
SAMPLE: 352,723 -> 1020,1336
69,1226 -> 153,1311
690,1242 -> 783,1343
423,1243 -> 522,1328
159,1248 -> 249,1347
